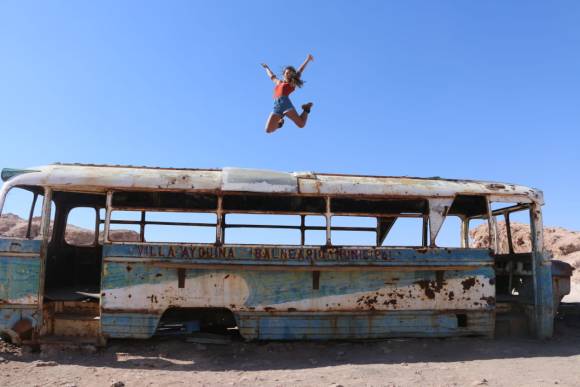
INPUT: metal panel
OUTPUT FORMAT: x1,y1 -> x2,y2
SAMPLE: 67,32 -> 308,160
101,312 -> 161,338
0,240 -> 41,305
222,167 -> 297,193
100,242 -> 495,339
0,308 -> 40,335
236,311 -> 494,340
428,198 -> 454,246
101,264 -> 494,313
4,164 -> 543,204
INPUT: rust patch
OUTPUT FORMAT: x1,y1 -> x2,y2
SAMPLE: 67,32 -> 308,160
415,271 -> 446,299
461,277 -> 477,291
287,307 -> 297,312
480,296 -> 496,306
12,319 -> 32,336
383,299 -> 397,306
448,291 -> 455,301
357,295 -> 378,310
264,307 -> 276,312
126,265 -> 132,272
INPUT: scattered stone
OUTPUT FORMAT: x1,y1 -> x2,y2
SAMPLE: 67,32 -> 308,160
185,332 -> 231,345
472,379 -> 488,386
33,360 -> 58,367
111,382 -> 125,387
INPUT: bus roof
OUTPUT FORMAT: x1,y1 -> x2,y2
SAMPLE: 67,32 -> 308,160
1,163 -> 543,204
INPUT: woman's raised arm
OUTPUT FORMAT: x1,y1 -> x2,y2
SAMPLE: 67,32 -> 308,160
261,63 -> 279,84
297,54 -> 314,75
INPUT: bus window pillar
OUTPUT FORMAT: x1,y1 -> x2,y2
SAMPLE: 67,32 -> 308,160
460,217 -> 469,248
325,197 -> 331,246
104,192 -> 112,243
216,196 -> 224,246
485,199 -> 498,253
38,187 -> 52,324
530,203 -> 554,339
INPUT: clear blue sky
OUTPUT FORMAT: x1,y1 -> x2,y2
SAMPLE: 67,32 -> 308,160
1,1 -> 579,230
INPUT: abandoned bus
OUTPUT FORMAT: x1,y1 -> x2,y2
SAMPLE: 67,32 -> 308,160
0,164 -> 572,346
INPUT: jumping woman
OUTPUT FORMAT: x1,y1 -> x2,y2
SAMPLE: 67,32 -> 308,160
262,54 -> 314,133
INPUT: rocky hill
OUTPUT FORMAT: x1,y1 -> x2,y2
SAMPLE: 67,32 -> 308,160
0,213 -> 139,243
470,221 -> 580,291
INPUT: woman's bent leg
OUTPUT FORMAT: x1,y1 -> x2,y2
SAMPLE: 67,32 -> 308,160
285,103 -> 313,128
285,109 -> 306,128
265,113 -> 283,133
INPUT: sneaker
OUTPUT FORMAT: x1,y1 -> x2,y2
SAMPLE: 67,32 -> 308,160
301,102 -> 313,113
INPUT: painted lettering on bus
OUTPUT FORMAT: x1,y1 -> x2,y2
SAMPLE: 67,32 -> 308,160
133,245 -> 393,261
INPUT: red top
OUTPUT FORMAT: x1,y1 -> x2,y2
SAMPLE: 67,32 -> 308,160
273,82 -> 295,98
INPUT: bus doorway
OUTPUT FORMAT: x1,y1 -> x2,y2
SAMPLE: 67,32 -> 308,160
42,191 -> 106,344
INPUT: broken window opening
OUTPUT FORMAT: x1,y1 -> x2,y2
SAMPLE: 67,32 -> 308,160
65,207 -> 98,247
108,210 -> 217,244
0,186 -> 46,239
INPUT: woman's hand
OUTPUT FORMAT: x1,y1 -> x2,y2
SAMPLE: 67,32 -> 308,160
298,54 -> 314,74
262,64 -> 277,82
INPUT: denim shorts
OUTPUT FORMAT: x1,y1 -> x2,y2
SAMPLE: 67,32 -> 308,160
273,96 -> 295,115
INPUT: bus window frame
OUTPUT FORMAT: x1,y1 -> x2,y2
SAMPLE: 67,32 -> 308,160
0,184 -> 47,241
103,191 -> 432,247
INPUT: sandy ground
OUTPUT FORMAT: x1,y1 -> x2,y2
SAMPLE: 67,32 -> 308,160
1,309 -> 580,387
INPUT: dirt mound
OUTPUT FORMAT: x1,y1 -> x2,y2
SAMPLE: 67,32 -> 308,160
0,213 -> 139,243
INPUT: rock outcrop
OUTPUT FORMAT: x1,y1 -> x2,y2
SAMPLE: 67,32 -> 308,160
0,213 -> 140,243
470,221 -> 580,285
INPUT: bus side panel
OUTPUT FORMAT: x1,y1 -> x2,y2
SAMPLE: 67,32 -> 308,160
100,312 -> 161,339
236,310 -> 494,340
0,239 -> 42,334
100,248 -> 495,339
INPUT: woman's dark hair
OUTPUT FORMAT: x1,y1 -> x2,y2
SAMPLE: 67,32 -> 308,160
283,66 -> 304,88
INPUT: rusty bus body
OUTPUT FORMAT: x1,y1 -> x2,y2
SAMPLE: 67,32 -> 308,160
0,164 -> 572,346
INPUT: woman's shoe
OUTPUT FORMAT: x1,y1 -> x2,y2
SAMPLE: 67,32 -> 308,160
302,102 -> 313,113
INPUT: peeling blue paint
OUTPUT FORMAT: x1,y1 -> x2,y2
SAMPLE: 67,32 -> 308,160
101,312 -> 161,338
237,311 -> 494,340
102,261 -> 494,308
0,257 -> 40,303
